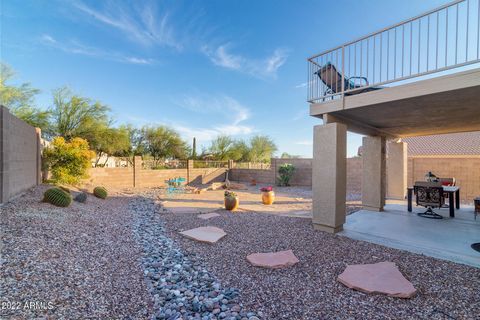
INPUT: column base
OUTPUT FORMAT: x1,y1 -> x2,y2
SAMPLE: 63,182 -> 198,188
362,206 -> 384,212
313,223 -> 343,233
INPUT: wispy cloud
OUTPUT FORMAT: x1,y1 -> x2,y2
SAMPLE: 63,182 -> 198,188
178,94 -> 250,126
293,109 -> 308,121
202,44 -> 288,79
39,34 -> 155,65
295,79 -> 314,89
296,140 -> 313,146
169,94 -> 255,141
72,0 -> 181,50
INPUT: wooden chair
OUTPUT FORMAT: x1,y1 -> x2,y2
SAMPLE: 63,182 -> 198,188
413,181 -> 445,219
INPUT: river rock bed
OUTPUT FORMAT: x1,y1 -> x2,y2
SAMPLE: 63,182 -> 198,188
130,192 -> 261,320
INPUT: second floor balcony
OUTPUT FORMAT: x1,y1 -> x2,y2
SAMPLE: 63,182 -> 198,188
308,0 -> 480,105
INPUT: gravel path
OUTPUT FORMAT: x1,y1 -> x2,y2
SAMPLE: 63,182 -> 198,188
130,192 -> 261,320
157,191 -> 480,320
0,186 -> 151,319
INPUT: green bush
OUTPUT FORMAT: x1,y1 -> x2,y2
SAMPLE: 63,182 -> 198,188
57,186 -> 71,194
43,187 -> 72,207
277,163 -> 295,186
93,186 -> 108,199
43,137 -> 95,185
74,192 -> 88,203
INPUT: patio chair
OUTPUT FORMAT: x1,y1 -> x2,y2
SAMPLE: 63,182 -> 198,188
413,181 -> 445,219
314,62 -> 382,96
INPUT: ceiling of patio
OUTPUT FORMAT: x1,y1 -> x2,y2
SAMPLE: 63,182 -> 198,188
310,68 -> 480,138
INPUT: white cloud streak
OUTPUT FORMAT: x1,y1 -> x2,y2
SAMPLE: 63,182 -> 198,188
296,140 -> 313,146
72,0 -> 181,50
39,34 -> 155,65
202,44 -> 288,79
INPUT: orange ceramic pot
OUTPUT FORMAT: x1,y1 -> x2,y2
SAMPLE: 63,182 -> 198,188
224,196 -> 239,211
262,191 -> 275,205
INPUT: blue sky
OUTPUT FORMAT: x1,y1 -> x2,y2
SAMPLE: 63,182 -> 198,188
2,0 -> 451,157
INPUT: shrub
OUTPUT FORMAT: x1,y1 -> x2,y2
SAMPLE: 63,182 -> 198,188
57,186 -> 71,194
93,186 -> 108,199
277,163 -> 295,186
74,192 -> 88,203
43,187 -> 72,207
43,137 -> 95,185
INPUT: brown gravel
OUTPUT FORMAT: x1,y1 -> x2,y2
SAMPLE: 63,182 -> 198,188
0,185 -> 152,319
159,204 -> 480,320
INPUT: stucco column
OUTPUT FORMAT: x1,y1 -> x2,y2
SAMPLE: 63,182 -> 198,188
387,140 -> 407,200
362,136 -> 386,211
312,122 -> 347,233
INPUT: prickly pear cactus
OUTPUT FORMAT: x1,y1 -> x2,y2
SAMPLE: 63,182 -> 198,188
43,187 -> 72,207
74,192 -> 88,203
93,186 -> 108,199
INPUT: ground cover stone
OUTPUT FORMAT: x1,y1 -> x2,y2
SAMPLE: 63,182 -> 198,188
246,250 -> 299,269
337,261 -> 417,298
180,226 -> 227,244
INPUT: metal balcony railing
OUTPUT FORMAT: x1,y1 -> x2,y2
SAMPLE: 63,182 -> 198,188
307,0 -> 480,103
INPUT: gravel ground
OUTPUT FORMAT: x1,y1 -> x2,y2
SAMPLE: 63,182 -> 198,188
157,190 -> 480,320
0,185 -> 152,319
131,193 -> 261,320
2,186 -> 479,319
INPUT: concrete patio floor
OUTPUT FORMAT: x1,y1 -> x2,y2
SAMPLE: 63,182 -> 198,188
341,201 -> 480,268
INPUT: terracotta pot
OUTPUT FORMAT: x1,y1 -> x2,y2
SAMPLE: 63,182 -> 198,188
224,196 -> 239,211
262,191 -> 275,205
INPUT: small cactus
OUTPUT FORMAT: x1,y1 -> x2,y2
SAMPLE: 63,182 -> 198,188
74,192 -> 88,203
43,187 -> 72,207
93,186 -> 108,199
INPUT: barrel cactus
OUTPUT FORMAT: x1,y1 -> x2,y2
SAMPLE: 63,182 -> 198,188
74,192 -> 88,203
93,186 -> 108,199
43,187 -> 72,207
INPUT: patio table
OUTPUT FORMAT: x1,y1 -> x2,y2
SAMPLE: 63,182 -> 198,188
407,186 -> 460,218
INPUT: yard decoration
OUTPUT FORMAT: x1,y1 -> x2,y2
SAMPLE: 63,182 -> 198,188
74,192 -> 88,203
224,190 -> 239,211
260,186 -> 275,205
93,186 -> 108,199
43,187 -> 72,207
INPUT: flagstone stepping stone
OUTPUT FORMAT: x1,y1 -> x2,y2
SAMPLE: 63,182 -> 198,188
179,226 -> 226,244
198,212 -> 221,220
246,250 -> 299,269
337,261 -> 417,298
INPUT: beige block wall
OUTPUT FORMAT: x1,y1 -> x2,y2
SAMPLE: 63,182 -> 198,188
83,167 -> 225,189
408,157 -> 480,202
0,106 -> 41,203
229,157 -> 362,196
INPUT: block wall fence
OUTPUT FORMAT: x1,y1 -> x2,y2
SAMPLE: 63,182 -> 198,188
230,157 -> 480,202
0,106 -> 42,203
82,157 -> 227,189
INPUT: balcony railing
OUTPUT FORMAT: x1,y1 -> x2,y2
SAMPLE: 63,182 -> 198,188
307,0 -> 480,103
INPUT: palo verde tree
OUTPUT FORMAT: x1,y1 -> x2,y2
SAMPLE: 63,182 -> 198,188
0,63 -> 51,131
142,125 -> 190,165
247,135 -> 277,163
50,87 -> 110,140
